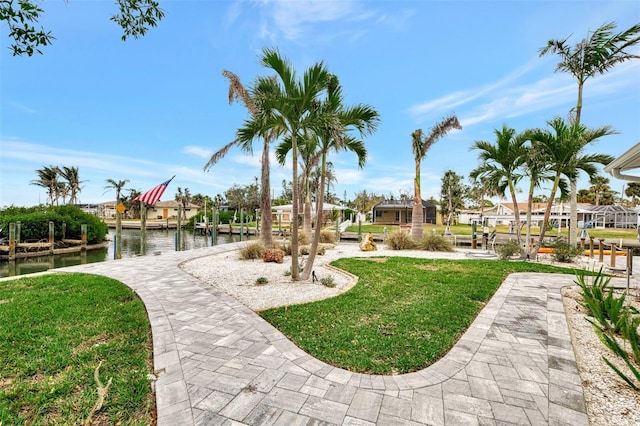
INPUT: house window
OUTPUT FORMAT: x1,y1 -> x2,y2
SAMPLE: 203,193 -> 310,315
395,211 -> 400,221
375,211 -> 382,218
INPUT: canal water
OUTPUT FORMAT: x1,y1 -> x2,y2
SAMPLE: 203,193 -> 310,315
0,228 -> 255,278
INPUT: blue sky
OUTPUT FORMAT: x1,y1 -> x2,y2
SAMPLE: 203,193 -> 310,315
1,0 -> 639,208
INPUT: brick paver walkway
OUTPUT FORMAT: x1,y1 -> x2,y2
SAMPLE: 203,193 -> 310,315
54,243 -> 588,425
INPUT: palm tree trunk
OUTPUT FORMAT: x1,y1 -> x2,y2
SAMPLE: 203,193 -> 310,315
304,191 -> 312,237
568,81 -> 584,247
411,160 -> 424,241
537,177 -> 560,248
291,136 -> 300,281
524,182 -> 534,259
569,180 -> 578,246
508,181 -> 523,248
260,141 -> 273,248
301,157 -> 327,280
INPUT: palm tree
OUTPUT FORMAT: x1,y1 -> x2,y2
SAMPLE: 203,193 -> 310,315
282,76 -> 379,280
245,47 -> 333,281
520,138 -> 556,257
31,165 -> 60,205
470,125 -> 528,249
410,114 -> 461,241
204,70 -> 279,248
539,21 -> 640,244
277,134 -> 321,239
589,175 -> 610,206
104,178 -> 129,260
528,117 -> 615,248
625,182 -> 640,206
58,166 -> 83,204
175,187 -> 192,220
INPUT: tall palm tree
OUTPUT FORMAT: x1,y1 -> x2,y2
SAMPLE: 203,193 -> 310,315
175,187 -> 192,220
625,182 -> 640,206
589,175 -> 610,206
520,138 -> 556,257
245,47 -> 333,280
277,76 -> 379,280
528,117 -> 615,248
204,71 -> 279,248
58,166 -> 83,204
470,125 -> 528,248
539,21 -> 640,244
31,165 -> 60,206
410,114 -> 461,241
104,178 -> 130,260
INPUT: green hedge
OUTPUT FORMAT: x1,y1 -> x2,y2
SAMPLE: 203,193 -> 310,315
0,205 -> 108,244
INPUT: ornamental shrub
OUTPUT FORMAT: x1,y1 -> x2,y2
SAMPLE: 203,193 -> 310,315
550,238 -> 581,262
384,230 -> 416,250
417,235 -> 454,252
240,241 -> 265,260
0,205 -> 107,243
495,240 -> 521,260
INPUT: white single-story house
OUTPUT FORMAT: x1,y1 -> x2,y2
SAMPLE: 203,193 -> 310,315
144,200 -> 200,221
271,203 -> 346,225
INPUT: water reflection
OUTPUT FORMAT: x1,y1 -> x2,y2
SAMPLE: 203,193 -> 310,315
0,228 -> 255,278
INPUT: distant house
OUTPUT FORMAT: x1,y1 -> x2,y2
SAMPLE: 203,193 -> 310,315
271,203 -> 346,225
144,200 -> 200,221
371,199 -> 438,225
98,201 -> 117,219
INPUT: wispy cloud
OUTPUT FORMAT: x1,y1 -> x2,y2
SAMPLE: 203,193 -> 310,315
408,56 -> 542,120
409,56 -> 640,129
183,145 -> 212,159
6,101 -> 38,114
244,0 -> 412,46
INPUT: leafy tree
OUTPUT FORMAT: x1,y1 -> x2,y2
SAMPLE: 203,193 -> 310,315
470,125 -> 528,247
410,114 -> 461,241
1,0 -> 165,56
124,188 -> 141,218
440,170 -> 466,234
224,182 -> 259,212
30,165 -> 60,206
351,190 -> 384,214
540,21 -> 640,244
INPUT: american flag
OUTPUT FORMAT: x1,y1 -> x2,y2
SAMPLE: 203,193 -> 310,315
132,176 -> 175,205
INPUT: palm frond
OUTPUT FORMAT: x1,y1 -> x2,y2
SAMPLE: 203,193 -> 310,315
203,140 -> 237,172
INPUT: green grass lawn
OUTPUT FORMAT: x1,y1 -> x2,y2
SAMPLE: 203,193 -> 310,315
0,273 -> 154,425
259,258 -> 578,375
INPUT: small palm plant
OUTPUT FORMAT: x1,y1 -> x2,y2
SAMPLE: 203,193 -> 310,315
575,268 -> 640,391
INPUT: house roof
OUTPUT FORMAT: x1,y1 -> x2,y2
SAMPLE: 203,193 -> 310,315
153,200 -> 201,208
372,199 -> 435,209
271,203 -> 346,212
604,142 -> 640,182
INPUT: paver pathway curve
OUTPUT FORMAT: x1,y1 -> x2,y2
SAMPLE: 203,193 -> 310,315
57,243 -> 587,425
